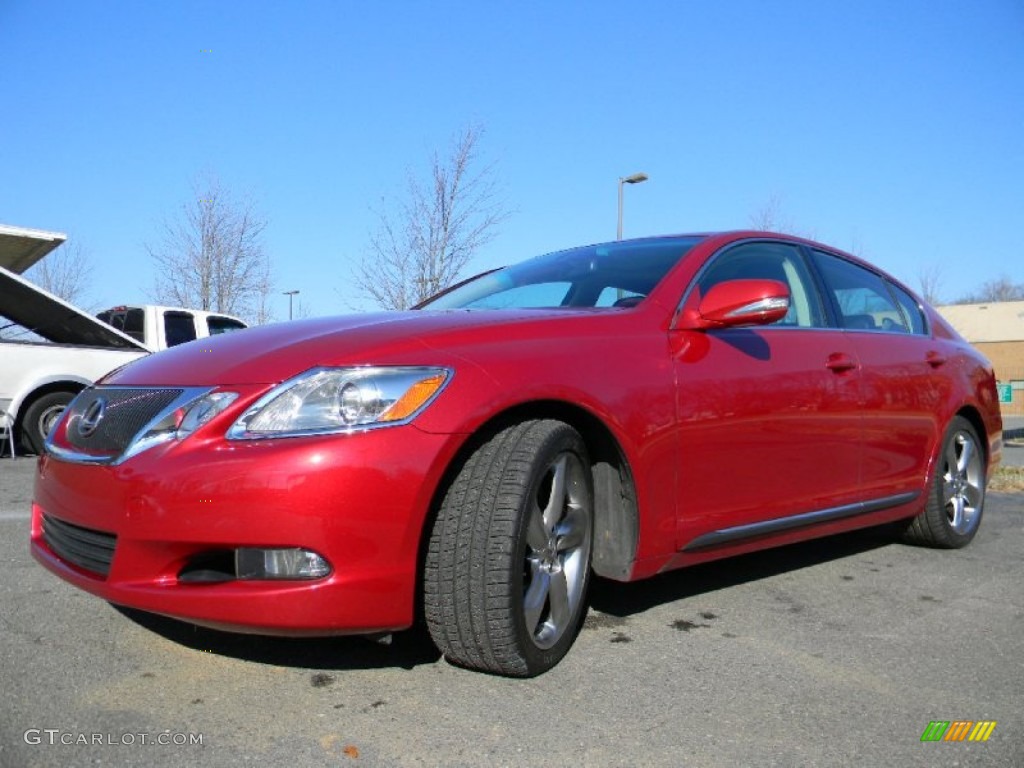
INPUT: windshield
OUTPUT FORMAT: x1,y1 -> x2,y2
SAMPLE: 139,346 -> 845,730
419,236 -> 703,310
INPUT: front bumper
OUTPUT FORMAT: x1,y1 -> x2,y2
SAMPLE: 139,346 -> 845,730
31,425 -> 459,635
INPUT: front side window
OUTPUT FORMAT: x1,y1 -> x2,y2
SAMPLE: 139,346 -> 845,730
811,249 -> 907,333
694,241 -> 825,328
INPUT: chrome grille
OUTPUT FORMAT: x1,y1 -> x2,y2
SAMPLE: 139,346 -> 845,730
64,388 -> 183,454
41,513 -> 116,577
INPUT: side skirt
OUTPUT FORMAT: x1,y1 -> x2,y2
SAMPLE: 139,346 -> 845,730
681,492 -> 920,552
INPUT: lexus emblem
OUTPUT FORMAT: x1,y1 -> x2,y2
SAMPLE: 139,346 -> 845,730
77,398 -> 106,438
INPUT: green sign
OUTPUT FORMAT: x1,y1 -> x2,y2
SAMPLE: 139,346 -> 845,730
997,383 -> 1013,404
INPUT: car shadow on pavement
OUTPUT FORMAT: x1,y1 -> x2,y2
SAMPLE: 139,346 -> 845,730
112,605 -> 442,672
111,524 -> 897,673
590,523 -> 898,618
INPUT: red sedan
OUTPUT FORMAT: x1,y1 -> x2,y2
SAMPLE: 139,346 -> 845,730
31,232 -> 1003,676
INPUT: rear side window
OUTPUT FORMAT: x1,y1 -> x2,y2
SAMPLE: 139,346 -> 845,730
695,242 -> 825,328
164,311 -> 197,347
207,316 -> 247,335
811,250 -> 907,333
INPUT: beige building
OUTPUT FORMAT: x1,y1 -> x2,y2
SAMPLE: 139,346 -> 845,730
937,301 -> 1024,416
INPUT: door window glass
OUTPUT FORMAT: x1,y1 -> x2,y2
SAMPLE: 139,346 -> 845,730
207,316 -> 247,335
164,311 -> 197,346
812,250 -> 907,333
695,242 -> 825,328
887,282 -> 928,335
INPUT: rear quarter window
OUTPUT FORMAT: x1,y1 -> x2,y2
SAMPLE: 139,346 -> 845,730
887,282 -> 928,335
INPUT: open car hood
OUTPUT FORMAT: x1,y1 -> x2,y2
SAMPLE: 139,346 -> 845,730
0,265 -> 149,350
0,223 -> 67,274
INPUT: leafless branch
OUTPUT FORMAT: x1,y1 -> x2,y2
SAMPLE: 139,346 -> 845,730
355,124 -> 508,310
25,240 -> 94,308
955,274 -> 1024,304
917,264 -> 945,305
748,193 -> 816,240
147,174 -> 273,322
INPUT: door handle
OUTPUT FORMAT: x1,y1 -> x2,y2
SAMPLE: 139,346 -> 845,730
826,353 -> 857,373
926,351 -> 947,368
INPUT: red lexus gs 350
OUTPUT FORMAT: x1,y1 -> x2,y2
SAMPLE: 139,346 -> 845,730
31,232 -> 1003,676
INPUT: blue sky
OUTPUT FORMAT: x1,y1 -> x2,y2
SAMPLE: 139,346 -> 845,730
1,0 -> 1022,319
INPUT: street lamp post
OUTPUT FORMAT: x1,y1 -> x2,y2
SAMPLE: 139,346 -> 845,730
617,172 -> 649,240
283,290 -> 299,320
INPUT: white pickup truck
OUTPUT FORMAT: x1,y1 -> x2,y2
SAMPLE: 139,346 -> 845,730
1,277 -> 251,455
0,223 -> 250,454
96,305 -> 247,352
1,264 -> 149,454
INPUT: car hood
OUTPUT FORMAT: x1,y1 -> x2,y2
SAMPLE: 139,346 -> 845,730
103,309 -> 613,387
0,265 -> 149,350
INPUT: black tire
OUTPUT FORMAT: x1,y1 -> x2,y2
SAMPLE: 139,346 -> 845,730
20,391 -> 75,455
902,416 -> 986,548
424,420 -> 594,677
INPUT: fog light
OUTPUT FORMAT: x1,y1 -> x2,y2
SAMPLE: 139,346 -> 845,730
235,548 -> 331,580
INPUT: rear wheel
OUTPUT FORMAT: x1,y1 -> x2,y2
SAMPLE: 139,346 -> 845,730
20,391 -> 75,455
902,416 -> 986,548
424,420 -> 593,676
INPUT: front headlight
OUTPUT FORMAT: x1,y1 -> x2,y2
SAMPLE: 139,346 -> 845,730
227,366 -> 450,440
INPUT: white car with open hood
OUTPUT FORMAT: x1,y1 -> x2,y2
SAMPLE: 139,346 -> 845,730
0,226 -> 148,454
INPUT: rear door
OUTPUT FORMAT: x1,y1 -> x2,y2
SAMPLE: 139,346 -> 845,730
809,248 -> 945,500
672,241 -> 863,547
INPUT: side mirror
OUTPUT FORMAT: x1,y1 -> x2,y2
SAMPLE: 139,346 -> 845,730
680,279 -> 790,329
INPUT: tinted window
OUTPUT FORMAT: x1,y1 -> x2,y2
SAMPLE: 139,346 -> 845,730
164,311 -> 197,347
207,316 -> 247,335
811,250 -> 907,333
888,282 -> 927,335
696,242 -> 825,328
97,308 -> 145,342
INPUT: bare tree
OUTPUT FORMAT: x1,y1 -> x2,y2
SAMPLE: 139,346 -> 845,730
355,125 -> 507,310
917,264 -> 945,305
749,193 -> 791,233
955,274 -> 1024,304
148,175 -> 273,322
25,240 -> 94,308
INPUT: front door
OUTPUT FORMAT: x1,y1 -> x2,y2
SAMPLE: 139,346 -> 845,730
671,241 -> 863,548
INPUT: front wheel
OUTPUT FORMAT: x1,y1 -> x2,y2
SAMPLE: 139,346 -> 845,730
902,415 -> 986,548
20,391 -> 75,455
424,420 -> 593,677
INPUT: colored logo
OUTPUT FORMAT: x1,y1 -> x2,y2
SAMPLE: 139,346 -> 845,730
921,721 -> 997,742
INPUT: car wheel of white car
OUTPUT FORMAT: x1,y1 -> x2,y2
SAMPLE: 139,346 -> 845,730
20,391 -> 75,455
902,415 -> 986,548
424,419 -> 594,677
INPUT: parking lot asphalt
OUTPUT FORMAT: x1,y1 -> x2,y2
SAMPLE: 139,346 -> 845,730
1001,440 -> 1024,468
1,456 -> 1021,767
